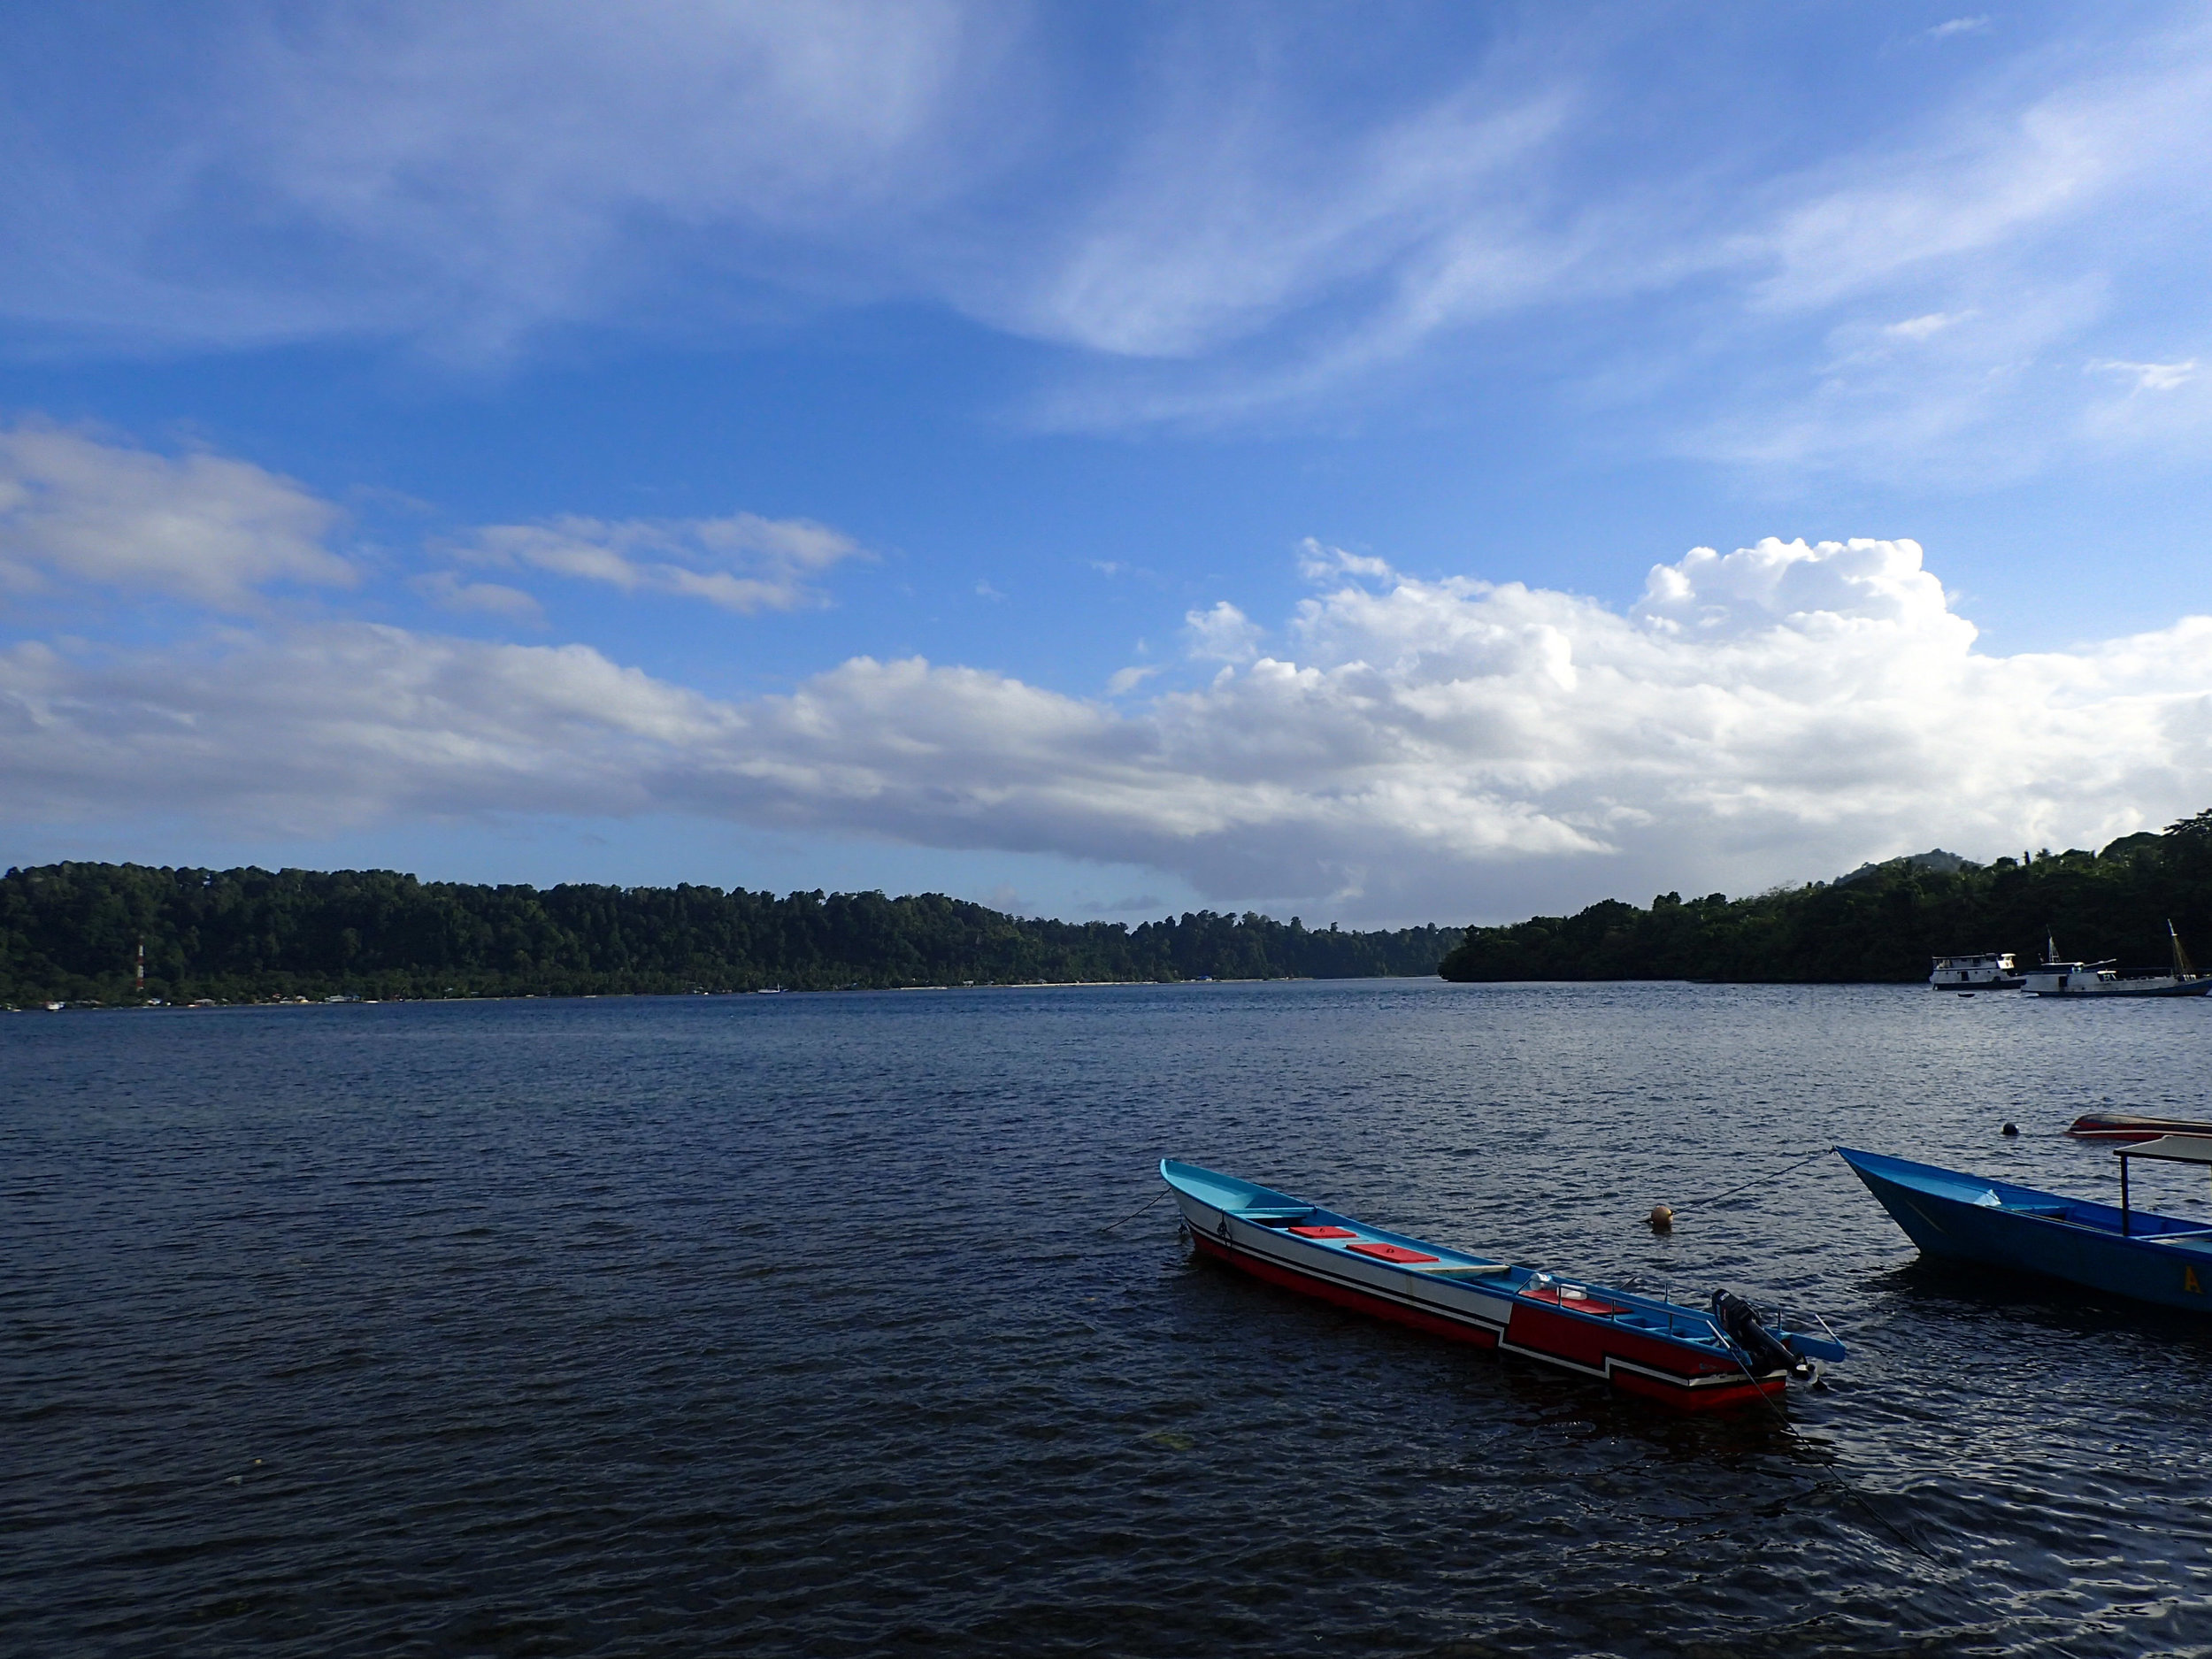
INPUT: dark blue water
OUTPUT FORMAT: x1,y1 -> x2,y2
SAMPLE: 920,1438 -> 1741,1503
8,981 -> 2212,1656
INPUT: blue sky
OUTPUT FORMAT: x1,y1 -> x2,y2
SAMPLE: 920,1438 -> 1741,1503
4,2 -> 2211,925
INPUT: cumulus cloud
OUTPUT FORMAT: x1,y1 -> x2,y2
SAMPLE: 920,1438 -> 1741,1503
0,424 -> 867,622
5,537 -> 2210,922
0,423 -> 352,608
455,511 -> 868,612
1184,601 -> 1262,664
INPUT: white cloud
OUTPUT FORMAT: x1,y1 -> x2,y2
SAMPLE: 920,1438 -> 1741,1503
0,2 -> 1015,357
460,511 -> 868,613
6,537 -> 2211,923
0,423 -> 353,609
1883,311 -> 1970,341
0,424 -> 868,621
412,571 -> 545,624
992,59 -> 1575,359
1689,281 -> 2107,479
1296,539 -> 1395,583
2088,357 -> 2198,392
1184,601 -> 1262,663
9,4 -> 2212,484
1632,537 -> 1957,639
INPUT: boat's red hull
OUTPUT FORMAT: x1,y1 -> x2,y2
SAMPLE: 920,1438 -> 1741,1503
1191,1231 -> 1785,1412
2069,1112 -> 2212,1142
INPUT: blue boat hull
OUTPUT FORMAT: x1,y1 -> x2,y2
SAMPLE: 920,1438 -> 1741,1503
1838,1147 -> 2212,1312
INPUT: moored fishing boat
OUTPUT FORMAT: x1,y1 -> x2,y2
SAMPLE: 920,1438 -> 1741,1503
1159,1159 -> 1845,1411
1838,1141 -> 2212,1312
1928,950 -> 2024,990
2022,924 -> 2212,998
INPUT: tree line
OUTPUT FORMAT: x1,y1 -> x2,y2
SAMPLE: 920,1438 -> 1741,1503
16,807 -> 2209,1005
0,863 -> 1463,1005
1437,810 -> 2212,983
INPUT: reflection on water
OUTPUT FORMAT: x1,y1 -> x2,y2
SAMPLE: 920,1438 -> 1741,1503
5,980 -> 2211,1655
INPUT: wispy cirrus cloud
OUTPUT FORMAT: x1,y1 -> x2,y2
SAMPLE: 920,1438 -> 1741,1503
0,1 -> 1018,358
2088,357 -> 2197,392
5,4 -> 2212,480
453,511 -> 869,613
411,571 -> 546,625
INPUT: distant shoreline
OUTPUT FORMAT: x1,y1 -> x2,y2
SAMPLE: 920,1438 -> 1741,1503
2,864 -> 1458,1007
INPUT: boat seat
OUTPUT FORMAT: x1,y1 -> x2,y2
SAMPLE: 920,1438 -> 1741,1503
1238,1207 -> 1314,1224
1419,1263 -> 1513,1279
1288,1225 -> 1357,1239
1519,1283 -> 1629,1317
1346,1241 -> 1440,1264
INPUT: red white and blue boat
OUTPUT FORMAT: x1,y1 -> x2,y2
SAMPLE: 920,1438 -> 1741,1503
2066,1111 -> 2212,1143
1161,1159 -> 1845,1411
1839,1141 -> 2212,1312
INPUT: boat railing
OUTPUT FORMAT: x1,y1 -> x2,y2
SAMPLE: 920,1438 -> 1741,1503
2113,1133 -> 2212,1235
1526,1273 -> 1732,1345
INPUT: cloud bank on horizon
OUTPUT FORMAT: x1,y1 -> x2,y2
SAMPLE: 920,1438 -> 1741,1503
5,426 -> 2208,925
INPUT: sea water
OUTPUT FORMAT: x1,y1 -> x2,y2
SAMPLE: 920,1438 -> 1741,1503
6,980 -> 2212,1656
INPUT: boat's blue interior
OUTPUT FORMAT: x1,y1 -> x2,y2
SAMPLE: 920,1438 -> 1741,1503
1839,1145 -> 2212,1239
1162,1158 -> 1747,1347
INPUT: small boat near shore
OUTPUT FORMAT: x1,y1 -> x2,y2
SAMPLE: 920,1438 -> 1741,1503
1839,1141 -> 2212,1312
1159,1159 -> 1845,1411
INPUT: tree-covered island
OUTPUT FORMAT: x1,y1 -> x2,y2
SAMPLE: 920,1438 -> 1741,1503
1436,809 -> 2212,984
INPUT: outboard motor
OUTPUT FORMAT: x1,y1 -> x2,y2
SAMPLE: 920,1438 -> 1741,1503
1710,1289 -> 1813,1380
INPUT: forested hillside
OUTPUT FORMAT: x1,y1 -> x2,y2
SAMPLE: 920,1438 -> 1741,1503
1438,810 -> 2212,983
0,864 -> 1461,1005
18,807 -> 2209,1004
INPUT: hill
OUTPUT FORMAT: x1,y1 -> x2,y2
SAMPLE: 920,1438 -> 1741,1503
1436,809 -> 2212,984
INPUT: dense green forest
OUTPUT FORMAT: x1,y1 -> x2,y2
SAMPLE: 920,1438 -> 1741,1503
0,864 -> 1462,1005
14,807 -> 2209,1004
1438,810 -> 2212,983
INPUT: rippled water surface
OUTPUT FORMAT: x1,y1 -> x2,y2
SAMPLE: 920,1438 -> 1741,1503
9,981 -> 2212,1656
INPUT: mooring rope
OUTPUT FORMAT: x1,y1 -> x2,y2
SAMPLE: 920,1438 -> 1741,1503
1678,1146 -> 1835,1213
1098,1187 -> 1171,1233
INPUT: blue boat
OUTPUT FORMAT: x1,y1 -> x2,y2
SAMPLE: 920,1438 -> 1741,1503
1838,1140 -> 2212,1312
1160,1159 -> 1846,1411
